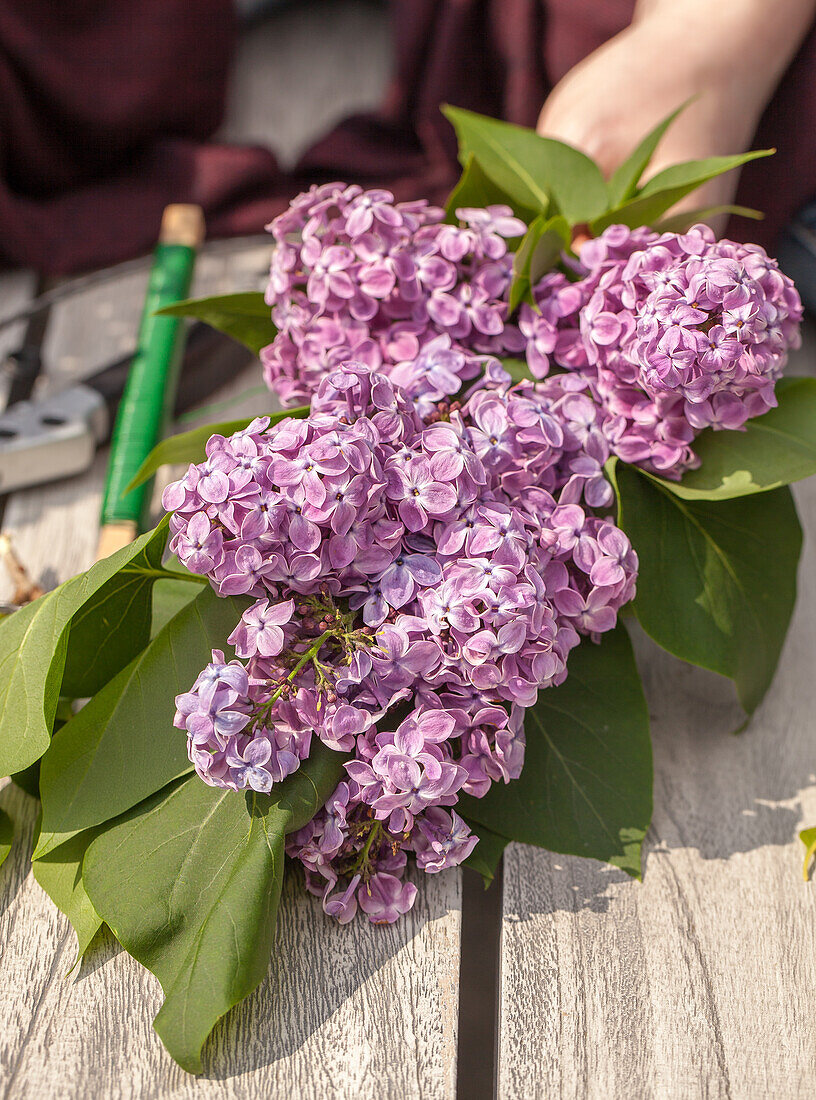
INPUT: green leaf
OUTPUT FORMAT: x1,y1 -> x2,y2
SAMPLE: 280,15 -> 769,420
83,743 -> 346,1074
32,826 -> 103,960
445,153 -> 537,225
639,149 -> 775,198
800,826 -> 816,881
35,586 -> 249,858
654,204 -> 763,234
0,808 -> 13,870
156,292 -> 276,356
0,522 -> 172,778
61,517 -> 171,698
616,465 -> 801,714
464,822 -> 507,886
500,357 -> 536,385
653,378 -> 816,501
126,406 -> 309,493
151,577 -> 199,638
607,101 -> 691,207
590,149 -> 774,234
459,626 -> 652,878
442,105 -> 608,223
508,214 -> 570,313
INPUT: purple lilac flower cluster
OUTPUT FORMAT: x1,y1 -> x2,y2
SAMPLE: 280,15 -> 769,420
262,182 -> 527,415
518,223 -> 803,476
167,362 -> 636,924
261,186 -> 801,481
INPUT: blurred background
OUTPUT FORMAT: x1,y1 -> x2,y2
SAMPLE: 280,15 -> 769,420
2,0 -> 816,283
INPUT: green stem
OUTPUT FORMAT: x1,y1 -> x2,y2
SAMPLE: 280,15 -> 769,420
288,630 -> 333,681
354,821 -> 383,874
266,630 -> 334,707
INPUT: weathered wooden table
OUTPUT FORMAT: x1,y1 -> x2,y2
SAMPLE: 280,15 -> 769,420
1,230 -> 815,1100
1,5 -> 816,1095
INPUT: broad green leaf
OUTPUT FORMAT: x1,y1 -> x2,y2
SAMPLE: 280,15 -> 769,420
442,106 -> 608,223
126,406 -> 309,493
0,808 -> 13,869
156,292 -> 276,356
84,743 -> 346,1074
151,577 -> 199,638
799,826 -> 816,881
654,204 -> 762,234
35,587 -> 249,858
654,377 -> 816,501
464,822 -> 508,886
508,214 -> 570,313
590,149 -> 773,234
607,101 -> 691,207
0,522 -> 171,778
11,697 -> 73,797
459,626 -> 652,878
61,517 -> 172,698
32,825 -> 104,960
615,465 -> 801,714
445,153 -> 537,225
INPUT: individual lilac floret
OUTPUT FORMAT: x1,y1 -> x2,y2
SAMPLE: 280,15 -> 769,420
412,808 -> 479,872
357,874 -> 418,924
229,598 -> 295,658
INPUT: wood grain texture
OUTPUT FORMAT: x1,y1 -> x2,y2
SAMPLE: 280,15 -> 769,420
0,238 -> 461,1096
499,471 -> 816,1100
0,781 -> 460,1099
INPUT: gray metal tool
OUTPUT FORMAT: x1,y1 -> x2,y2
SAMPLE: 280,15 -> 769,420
0,323 -> 253,494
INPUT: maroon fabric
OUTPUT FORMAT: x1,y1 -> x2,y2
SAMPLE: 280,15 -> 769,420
1,0 -> 814,275
0,0 -> 284,273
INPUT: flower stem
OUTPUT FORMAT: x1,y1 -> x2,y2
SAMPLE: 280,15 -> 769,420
354,820 -> 383,875
267,629 -> 334,706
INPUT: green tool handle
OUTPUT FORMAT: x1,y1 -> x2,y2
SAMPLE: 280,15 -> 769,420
100,233 -> 199,534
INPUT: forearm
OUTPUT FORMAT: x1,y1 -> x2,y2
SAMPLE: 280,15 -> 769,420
537,0 -> 816,220
633,0 -> 816,125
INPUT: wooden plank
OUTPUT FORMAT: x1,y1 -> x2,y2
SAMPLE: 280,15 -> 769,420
498,471 -> 816,1099
0,242 -> 461,1096
0,780 -> 460,1098
0,244 -> 271,604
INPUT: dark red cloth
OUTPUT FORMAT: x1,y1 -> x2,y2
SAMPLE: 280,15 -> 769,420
1,0 -> 814,275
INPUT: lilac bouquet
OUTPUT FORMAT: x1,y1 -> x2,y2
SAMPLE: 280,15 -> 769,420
6,105 -> 816,1072
166,182 -> 796,926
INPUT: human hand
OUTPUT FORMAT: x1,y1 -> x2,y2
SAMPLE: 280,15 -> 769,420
537,0 -> 816,227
